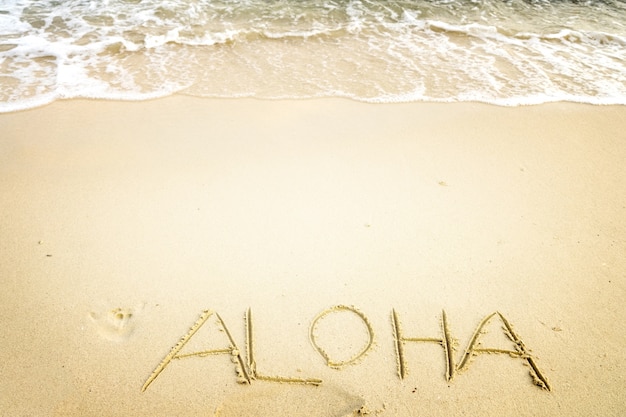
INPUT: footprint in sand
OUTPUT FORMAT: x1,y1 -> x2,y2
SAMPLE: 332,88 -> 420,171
89,305 -> 141,342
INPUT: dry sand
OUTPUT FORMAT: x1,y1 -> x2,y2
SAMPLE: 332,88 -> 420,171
1,97 -> 625,416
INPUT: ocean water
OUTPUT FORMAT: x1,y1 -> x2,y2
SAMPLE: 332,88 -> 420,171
1,0 -> 625,111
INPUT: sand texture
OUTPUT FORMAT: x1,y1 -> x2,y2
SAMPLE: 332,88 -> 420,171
1,97 -> 625,416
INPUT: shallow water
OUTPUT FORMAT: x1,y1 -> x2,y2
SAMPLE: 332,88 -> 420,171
1,0 -> 625,111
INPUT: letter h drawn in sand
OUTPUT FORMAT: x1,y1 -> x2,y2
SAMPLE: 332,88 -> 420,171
391,309 -> 456,382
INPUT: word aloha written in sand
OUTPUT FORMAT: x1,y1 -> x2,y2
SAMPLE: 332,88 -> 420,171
142,306 -> 551,392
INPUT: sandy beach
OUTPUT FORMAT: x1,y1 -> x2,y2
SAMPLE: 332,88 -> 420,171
1,97 -> 625,416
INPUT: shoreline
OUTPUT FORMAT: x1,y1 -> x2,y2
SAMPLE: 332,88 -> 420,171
1,97 -> 625,416
3,93 -> 626,115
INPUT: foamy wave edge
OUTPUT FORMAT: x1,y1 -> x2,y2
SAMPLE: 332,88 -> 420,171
2,90 -> 626,113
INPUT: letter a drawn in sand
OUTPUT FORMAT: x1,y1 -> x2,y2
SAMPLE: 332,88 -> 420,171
457,311 -> 551,391
142,310 -> 249,392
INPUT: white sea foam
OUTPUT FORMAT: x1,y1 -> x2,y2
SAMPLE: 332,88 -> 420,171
1,0 -> 625,112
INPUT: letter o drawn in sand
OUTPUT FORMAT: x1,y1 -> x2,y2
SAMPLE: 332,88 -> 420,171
309,305 -> 374,369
